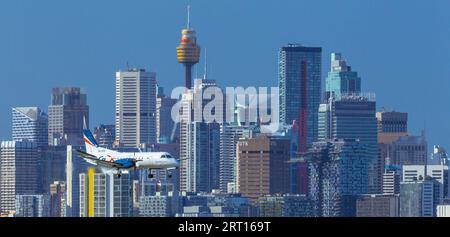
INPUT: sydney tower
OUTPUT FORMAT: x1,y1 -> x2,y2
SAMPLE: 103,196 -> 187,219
176,5 -> 200,89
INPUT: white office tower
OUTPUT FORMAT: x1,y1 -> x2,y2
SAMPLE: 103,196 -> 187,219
179,79 -> 222,193
219,124 -> 252,193
12,107 -> 48,148
0,141 -> 39,214
65,145 -> 89,217
115,68 -> 157,148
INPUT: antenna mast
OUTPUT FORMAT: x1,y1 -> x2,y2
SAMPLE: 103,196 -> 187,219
187,5 -> 191,29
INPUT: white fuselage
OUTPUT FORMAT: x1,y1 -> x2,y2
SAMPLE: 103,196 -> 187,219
91,147 -> 179,170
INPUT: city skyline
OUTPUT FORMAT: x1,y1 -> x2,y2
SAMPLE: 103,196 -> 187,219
1,1 -> 450,219
0,0 -> 449,151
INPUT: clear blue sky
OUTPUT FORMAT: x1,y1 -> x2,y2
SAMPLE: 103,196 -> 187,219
0,0 -> 449,149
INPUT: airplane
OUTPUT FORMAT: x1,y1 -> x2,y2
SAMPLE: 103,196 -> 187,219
77,128 -> 179,178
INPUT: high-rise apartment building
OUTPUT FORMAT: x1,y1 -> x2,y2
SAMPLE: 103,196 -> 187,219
12,107 -> 48,147
79,168 -> 132,217
48,87 -> 89,146
115,68 -> 156,148
0,141 -> 40,213
306,139 -> 370,217
279,44 -> 322,152
179,79 -> 222,193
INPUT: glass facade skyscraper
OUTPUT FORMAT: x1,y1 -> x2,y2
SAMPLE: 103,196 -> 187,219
319,53 -> 379,194
325,53 -> 361,100
318,96 -> 378,193
279,44 -> 322,152
12,107 -> 48,148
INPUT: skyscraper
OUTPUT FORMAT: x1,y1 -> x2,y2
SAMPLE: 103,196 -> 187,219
79,168 -> 132,217
402,165 -> 449,206
318,95 -> 378,193
279,44 -> 322,152
176,5 -> 200,89
400,180 -> 437,217
377,111 -> 408,144
306,139 -> 370,217
389,134 -> 428,165
219,124 -> 253,193
182,122 -> 220,193
377,110 -> 408,195
15,194 -> 50,217
319,53 -> 378,193
325,53 -> 361,100
48,87 -> 89,146
12,107 -> 48,148
65,145 -> 89,217
92,124 -> 115,148
49,181 -> 66,217
236,135 -> 290,204
156,95 -> 178,144
0,141 -> 40,213
179,78 -> 222,193
115,68 -> 157,148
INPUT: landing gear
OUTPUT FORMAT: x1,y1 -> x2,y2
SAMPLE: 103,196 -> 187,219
168,173 -> 172,179
117,169 -> 122,178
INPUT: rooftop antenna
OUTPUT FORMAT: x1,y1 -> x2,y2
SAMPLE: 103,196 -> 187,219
187,5 -> 191,29
203,48 -> 208,80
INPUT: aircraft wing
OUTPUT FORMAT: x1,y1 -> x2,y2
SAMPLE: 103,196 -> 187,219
76,150 -> 126,169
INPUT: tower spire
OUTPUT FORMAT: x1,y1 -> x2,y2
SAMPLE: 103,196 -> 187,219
187,5 -> 191,29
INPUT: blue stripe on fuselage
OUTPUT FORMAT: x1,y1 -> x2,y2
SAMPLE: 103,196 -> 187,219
114,158 -> 135,169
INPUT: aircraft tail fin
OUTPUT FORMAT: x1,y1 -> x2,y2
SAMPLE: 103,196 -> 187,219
83,129 -> 99,155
